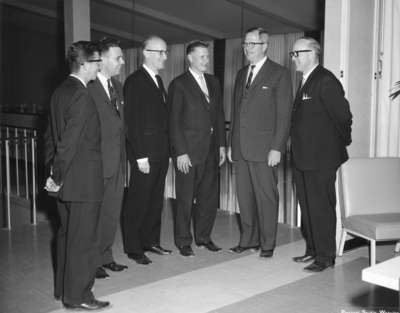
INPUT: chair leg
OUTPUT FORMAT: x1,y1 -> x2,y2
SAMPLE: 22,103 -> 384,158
395,241 -> 400,253
370,240 -> 376,266
338,229 -> 347,256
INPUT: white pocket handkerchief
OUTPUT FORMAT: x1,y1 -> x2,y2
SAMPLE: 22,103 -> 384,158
302,93 -> 312,100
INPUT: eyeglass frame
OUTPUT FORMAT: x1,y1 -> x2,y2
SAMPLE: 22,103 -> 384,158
242,42 -> 267,48
145,49 -> 169,56
289,50 -> 312,58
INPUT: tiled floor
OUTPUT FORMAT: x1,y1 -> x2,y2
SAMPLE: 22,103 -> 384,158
0,200 -> 399,313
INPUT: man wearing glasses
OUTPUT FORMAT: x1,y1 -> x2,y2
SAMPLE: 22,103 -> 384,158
123,36 -> 172,265
44,41 -> 110,310
290,37 -> 352,272
228,27 -> 292,258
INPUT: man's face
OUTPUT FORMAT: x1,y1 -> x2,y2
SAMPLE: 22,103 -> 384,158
243,31 -> 267,64
188,46 -> 209,74
101,46 -> 125,77
291,40 -> 314,73
144,38 -> 168,71
85,52 -> 101,81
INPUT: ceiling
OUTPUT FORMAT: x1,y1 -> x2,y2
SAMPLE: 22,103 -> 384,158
0,0 -> 324,47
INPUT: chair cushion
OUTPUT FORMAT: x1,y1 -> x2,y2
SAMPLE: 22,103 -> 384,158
344,213 -> 400,240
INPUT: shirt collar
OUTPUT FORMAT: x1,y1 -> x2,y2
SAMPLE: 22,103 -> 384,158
69,74 -> 86,87
302,64 -> 318,84
189,67 -> 205,80
97,72 -> 109,85
250,56 -> 267,71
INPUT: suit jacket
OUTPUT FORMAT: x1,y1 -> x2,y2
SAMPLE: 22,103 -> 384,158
168,71 -> 226,165
290,65 -> 353,170
88,77 -> 126,179
230,59 -> 293,162
45,76 -> 103,202
123,66 -> 169,163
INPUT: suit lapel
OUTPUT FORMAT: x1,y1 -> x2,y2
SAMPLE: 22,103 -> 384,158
247,59 -> 273,92
186,71 -> 210,110
140,67 -> 166,104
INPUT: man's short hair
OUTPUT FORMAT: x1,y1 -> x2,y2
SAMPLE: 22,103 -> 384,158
95,37 -> 121,55
300,37 -> 321,55
66,41 -> 98,73
186,40 -> 209,55
245,27 -> 269,43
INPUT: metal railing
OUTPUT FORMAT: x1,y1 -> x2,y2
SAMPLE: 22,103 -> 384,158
0,125 -> 38,229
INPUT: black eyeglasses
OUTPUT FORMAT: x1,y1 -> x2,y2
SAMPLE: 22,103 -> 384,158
86,59 -> 102,63
145,49 -> 169,56
242,42 -> 266,48
289,50 -> 312,58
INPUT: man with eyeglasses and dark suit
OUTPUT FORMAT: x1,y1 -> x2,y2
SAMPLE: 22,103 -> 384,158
290,37 -> 352,272
123,36 -> 172,265
44,41 -> 110,310
227,27 -> 292,258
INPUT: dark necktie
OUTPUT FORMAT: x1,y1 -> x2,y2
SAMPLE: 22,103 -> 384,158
107,79 -> 119,113
245,65 -> 256,89
155,74 -> 167,102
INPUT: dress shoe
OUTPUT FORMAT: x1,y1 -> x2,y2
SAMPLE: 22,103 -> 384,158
127,253 -> 152,265
146,245 -> 172,255
103,261 -> 128,272
292,254 -> 315,263
197,241 -> 222,252
179,245 -> 195,257
95,267 -> 109,279
228,245 -> 259,254
303,260 -> 335,272
259,249 -> 274,258
64,299 -> 110,310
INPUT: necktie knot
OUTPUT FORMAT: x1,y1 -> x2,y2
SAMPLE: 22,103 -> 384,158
155,74 -> 167,101
246,65 -> 256,89
198,74 -> 209,102
107,79 -> 119,113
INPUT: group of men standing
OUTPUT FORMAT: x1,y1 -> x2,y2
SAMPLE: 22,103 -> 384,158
44,26 -> 352,311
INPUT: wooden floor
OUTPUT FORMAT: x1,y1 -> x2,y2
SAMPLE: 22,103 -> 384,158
0,200 -> 398,313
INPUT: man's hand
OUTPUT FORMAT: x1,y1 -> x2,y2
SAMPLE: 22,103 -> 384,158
227,147 -> 233,163
44,176 -> 61,192
219,147 -> 226,166
268,149 -> 281,167
177,154 -> 192,174
137,158 -> 150,174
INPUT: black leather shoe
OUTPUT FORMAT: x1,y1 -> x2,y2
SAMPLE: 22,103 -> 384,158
303,260 -> 335,272
179,245 -> 195,257
259,249 -> 274,258
146,245 -> 172,255
228,245 -> 259,254
103,261 -> 128,272
292,254 -> 315,263
64,299 -> 110,310
197,241 -> 222,252
127,253 -> 152,265
95,267 -> 109,279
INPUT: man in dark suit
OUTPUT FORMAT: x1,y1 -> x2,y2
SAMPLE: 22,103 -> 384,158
123,36 -> 172,265
88,37 -> 127,278
168,41 -> 226,257
290,37 -> 352,272
227,27 -> 292,258
44,41 -> 109,310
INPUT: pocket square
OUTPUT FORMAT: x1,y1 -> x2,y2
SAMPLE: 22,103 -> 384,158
262,86 -> 269,90
302,93 -> 312,100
